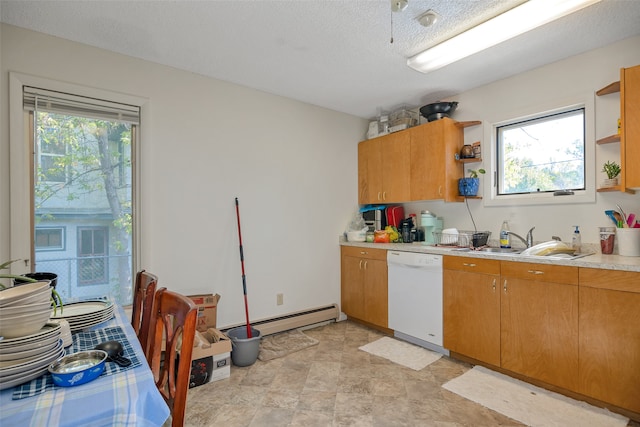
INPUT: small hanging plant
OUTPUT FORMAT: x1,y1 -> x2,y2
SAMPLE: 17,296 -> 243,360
459,169 -> 485,196
468,168 -> 486,178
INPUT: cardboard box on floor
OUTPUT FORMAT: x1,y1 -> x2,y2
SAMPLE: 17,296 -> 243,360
188,294 -> 220,332
188,328 -> 232,388
161,293 -> 220,349
188,293 -> 231,388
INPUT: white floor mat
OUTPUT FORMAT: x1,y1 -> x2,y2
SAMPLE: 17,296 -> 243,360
358,337 -> 441,371
443,366 -> 629,427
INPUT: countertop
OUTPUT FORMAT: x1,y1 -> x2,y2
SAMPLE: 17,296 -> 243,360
340,240 -> 640,273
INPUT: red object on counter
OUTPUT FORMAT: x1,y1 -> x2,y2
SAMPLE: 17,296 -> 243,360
386,206 -> 404,228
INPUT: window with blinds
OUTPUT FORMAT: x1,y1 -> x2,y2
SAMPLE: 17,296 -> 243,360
24,85 -> 139,305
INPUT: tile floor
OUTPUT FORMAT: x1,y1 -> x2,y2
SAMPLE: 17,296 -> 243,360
184,320 -> 638,427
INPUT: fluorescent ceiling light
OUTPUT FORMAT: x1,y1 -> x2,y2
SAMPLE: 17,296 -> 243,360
407,0 -> 602,73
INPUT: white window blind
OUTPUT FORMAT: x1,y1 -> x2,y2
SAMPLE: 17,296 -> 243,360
23,86 -> 140,125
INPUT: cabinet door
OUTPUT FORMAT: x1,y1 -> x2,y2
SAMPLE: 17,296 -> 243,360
622,64 -> 640,188
410,123 -> 446,200
410,118 -> 463,201
380,132 -> 411,203
579,269 -> 640,413
341,255 -> 365,320
501,276 -> 579,391
358,139 -> 383,204
363,258 -> 388,328
443,269 -> 501,366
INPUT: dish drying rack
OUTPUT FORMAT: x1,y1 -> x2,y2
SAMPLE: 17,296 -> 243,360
434,230 -> 491,248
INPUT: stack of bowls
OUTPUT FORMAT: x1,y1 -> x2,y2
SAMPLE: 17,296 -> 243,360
0,281 -> 54,339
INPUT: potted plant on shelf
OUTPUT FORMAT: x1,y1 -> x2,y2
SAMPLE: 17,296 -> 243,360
458,168 -> 485,197
602,161 -> 621,187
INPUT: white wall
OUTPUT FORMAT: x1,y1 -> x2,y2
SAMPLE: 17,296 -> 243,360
405,35 -> 640,247
0,24 -> 368,327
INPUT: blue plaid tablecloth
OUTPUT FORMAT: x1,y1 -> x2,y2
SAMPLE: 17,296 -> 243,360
0,304 -> 169,426
12,326 -> 142,399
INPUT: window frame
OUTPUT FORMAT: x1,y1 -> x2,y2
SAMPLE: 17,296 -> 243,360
35,227 -> 66,251
9,72 -> 147,302
496,107 -> 586,196
77,226 -> 109,286
482,94 -> 596,207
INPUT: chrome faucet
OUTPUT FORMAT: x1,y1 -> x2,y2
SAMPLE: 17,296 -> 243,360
507,227 -> 535,248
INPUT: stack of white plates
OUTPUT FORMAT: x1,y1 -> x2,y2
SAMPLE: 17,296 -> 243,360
49,319 -> 72,347
51,301 -> 114,332
0,282 -> 53,339
0,322 -> 64,390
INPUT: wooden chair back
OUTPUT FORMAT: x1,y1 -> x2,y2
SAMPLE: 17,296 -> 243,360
147,288 -> 197,427
131,270 -> 158,356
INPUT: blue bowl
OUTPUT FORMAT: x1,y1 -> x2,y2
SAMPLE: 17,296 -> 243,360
48,350 -> 107,387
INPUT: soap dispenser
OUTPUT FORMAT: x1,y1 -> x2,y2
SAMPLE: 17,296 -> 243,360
572,226 -> 581,253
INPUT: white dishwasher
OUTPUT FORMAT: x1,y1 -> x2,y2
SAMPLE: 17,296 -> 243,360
387,250 -> 447,355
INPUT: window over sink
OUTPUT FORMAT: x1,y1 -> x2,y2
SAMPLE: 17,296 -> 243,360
483,93 -> 595,207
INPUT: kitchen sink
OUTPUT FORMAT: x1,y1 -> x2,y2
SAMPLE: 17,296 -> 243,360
479,247 -> 522,254
454,247 -> 594,260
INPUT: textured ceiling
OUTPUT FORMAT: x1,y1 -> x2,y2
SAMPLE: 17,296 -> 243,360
2,0 -> 640,119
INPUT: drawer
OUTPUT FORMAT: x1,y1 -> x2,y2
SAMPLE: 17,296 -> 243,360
501,261 -> 578,285
579,268 -> 640,293
341,245 -> 387,261
443,255 -> 500,275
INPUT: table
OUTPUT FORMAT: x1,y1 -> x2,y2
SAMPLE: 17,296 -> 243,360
0,304 -> 170,426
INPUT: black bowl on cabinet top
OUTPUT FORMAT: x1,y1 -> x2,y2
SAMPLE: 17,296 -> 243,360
419,102 -> 458,122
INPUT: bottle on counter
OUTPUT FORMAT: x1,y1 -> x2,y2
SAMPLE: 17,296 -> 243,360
500,220 -> 511,248
572,225 -> 581,253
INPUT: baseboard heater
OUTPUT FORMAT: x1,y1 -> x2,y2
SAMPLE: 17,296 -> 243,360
221,304 -> 339,336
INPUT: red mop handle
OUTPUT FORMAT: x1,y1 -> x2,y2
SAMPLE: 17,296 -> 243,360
235,198 -> 252,338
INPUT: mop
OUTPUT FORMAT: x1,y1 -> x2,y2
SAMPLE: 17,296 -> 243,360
234,197 -> 253,338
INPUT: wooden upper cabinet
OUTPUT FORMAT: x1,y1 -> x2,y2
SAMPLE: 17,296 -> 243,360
622,64 -> 640,189
358,132 -> 410,204
358,138 -> 382,204
410,118 -> 464,202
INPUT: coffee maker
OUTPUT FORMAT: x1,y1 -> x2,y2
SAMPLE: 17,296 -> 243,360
421,211 -> 443,245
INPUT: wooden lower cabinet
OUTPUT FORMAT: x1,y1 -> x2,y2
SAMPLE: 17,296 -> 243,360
500,261 -> 579,392
340,246 -> 388,328
579,268 -> 640,413
443,256 -> 501,366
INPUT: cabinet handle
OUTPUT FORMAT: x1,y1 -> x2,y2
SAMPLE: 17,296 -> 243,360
364,260 -> 368,270
382,192 -> 387,201
527,270 -> 544,275
503,279 -> 508,293
377,192 -> 382,201
359,259 -> 363,269
492,279 -> 496,292
359,251 -> 368,255
438,185 -> 442,196
462,263 -> 476,267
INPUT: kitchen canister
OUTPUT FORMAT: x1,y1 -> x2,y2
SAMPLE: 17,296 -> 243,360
616,228 -> 640,256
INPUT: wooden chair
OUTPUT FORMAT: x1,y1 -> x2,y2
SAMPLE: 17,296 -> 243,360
131,270 -> 159,357
147,288 -> 197,427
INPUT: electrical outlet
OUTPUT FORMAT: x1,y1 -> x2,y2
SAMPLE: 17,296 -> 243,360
277,293 -> 283,305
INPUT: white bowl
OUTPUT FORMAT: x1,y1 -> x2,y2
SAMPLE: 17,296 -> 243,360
0,310 -> 52,339
347,231 -> 367,242
0,301 -> 51,317
0,282 -> 51,307
0,287 -> 51,308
